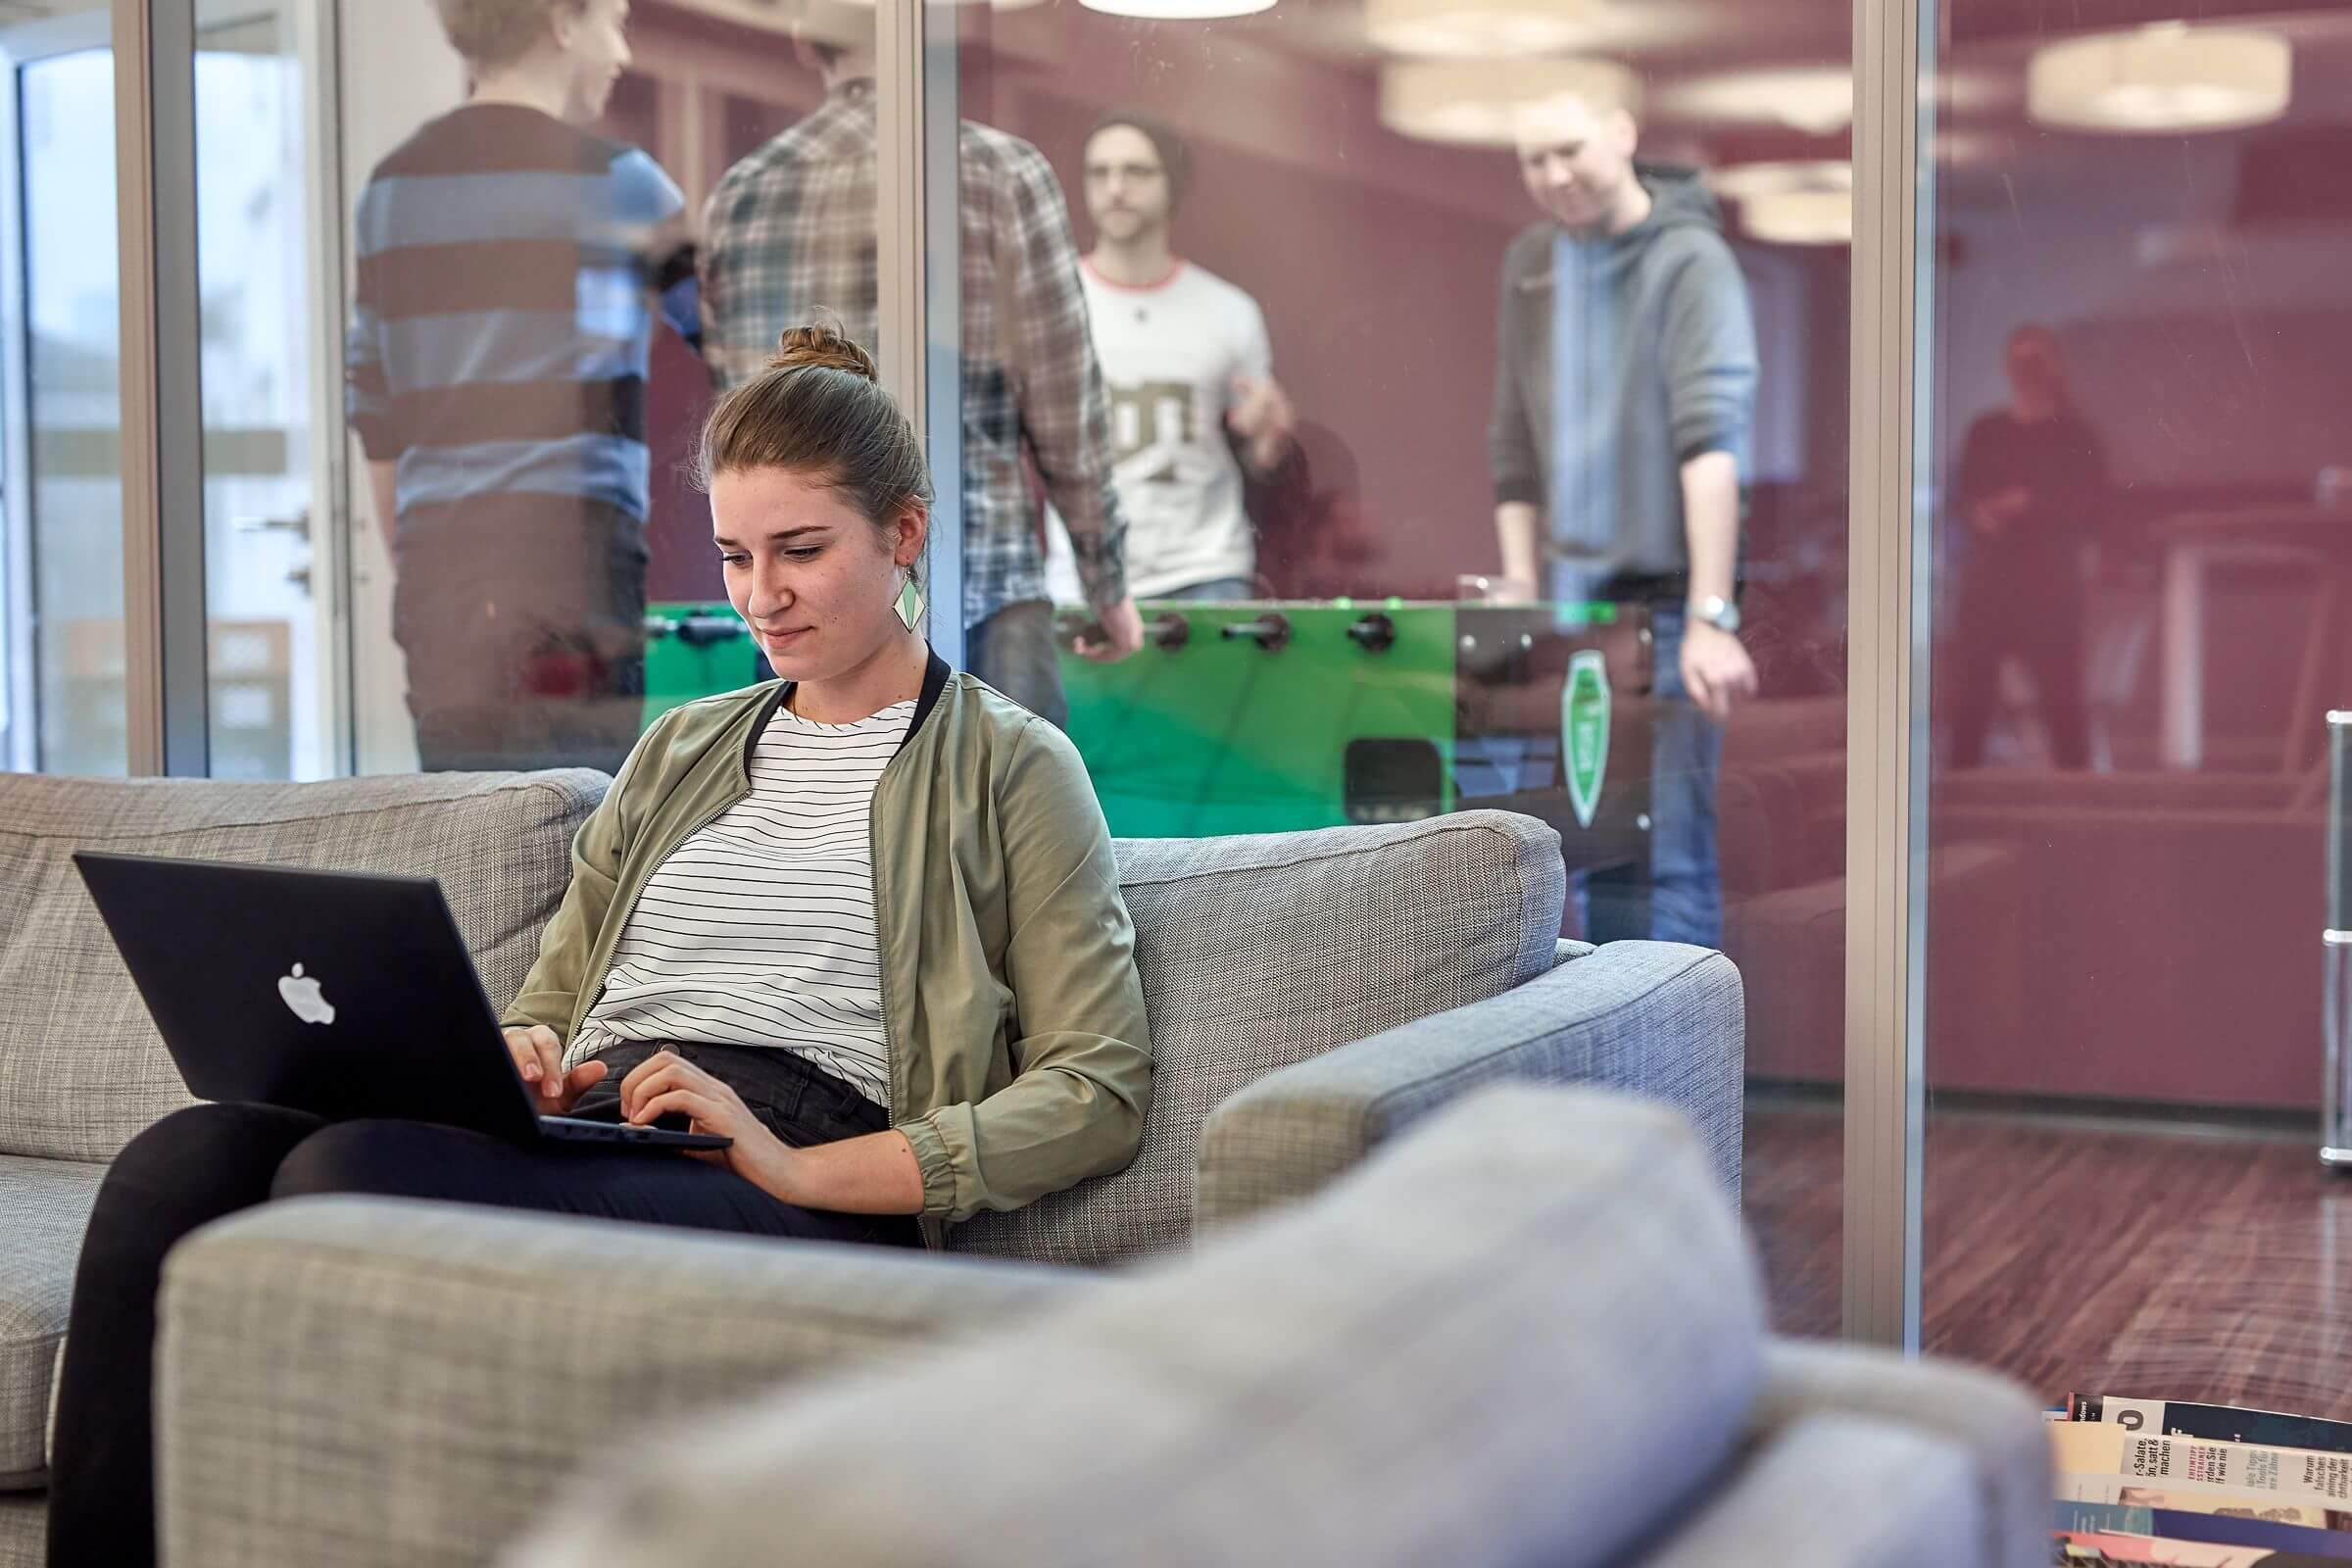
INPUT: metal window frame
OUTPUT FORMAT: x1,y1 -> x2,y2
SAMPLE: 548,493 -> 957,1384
1843,0 -> 1936,1348
0,43 -> 30,774
115,0 -> 208,776
875,0 -> 964,666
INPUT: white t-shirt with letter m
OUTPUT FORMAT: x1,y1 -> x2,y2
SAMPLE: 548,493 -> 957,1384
1046,259 -> 1273,602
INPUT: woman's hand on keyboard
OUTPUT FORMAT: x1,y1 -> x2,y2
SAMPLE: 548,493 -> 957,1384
502,1024 -> 608,1114
618,1049 -> 780,1182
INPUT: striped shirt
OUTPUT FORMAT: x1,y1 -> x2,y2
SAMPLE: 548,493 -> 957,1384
565,698 -> 919,1104
345,104 -> 701,523
701,80 -> 1130,626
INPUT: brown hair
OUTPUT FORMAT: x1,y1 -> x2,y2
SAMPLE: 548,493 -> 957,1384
695,323 -> 934,565
435,0 -> 586,71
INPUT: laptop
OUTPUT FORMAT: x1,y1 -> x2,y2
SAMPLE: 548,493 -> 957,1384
72,851 -> 727,1152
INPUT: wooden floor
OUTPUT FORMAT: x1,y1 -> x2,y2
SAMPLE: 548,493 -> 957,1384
1743,1103 -> 2352,1416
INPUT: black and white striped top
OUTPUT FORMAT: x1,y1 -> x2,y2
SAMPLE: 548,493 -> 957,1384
566,697 -> 917,1104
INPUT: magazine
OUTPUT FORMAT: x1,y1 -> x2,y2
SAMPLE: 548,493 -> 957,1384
2057,1501 -> 2352,1558
2077,1398 -> 2352,1459
2054,1532 -> 2337,1566
2055,1424 -> 2352,1510
2060,1474 -> 2350,1533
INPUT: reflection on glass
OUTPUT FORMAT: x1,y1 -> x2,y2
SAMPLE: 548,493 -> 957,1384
953,0 -> 1851,1334
1924,5 -> 2352,1412
15,24 -> 122,775
344,0 -> 696,774
195,23 -> 318,779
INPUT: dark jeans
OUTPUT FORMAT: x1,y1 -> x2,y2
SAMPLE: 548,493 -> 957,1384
1572,607 -> 1725,947
966,598 -> 1066,728
47,1044 -> 911,1568
1945,556 -> 2088,769
394,496 -> 649,775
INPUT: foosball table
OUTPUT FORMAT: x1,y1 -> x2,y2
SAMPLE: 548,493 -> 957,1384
638,597 -> 1661,877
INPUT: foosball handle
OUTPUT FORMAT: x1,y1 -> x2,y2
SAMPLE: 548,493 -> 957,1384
1219,612 -> 1293,654
1346,612 -> 1396,655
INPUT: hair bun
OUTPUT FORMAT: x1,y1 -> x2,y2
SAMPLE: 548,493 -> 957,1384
767,324 -> 881,384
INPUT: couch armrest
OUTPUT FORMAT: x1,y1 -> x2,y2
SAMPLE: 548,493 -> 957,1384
1746,1342 -> 2052,1568
157,1197 -> 1088,1568
1640,1414 -> 1989,1566
1193,941 -> 1743,1234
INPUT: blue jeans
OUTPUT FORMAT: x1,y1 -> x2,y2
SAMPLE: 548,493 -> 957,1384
965,599 -> 1066,728
1573,606 -> 1724,947
1159,576 -> 1255,603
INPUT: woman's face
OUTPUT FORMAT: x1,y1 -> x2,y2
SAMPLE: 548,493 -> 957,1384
711,466 -> 923,684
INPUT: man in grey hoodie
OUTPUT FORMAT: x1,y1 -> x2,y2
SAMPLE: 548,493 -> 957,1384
1488,80 -> 1760,946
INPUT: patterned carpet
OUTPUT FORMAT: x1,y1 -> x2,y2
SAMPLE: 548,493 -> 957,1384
1742,1102 -> 2352,1414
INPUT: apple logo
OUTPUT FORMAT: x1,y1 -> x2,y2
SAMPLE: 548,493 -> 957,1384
277,963 -> 336,1026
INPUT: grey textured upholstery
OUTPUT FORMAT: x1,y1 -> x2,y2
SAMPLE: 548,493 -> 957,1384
0,770 -> 606,1162
952,810 -> 1567,1266
0,1156 -> 101,1489
1194,939 -> 1743,1234
1642,1416 -> 1984,1565
160,1200 -> 1085,1568
0,1497 -> 39,1568
1748,1343 -> 2053,1568
0,774 -> 1765,1568
505,1089 -> 1765,1568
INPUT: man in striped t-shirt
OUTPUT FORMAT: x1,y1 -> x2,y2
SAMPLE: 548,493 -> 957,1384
345,0 -> 700,774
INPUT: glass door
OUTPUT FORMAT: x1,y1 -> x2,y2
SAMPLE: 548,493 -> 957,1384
1922,0 -> 2352,1408
938,0 -> 1857,1330
193,0 -> 333,779
3,4 -> 123,774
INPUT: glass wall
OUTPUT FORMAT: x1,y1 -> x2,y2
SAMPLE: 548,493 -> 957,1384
3,5 -> 122,775
195,4 -> 324,779
333,0 -> 836,777
1923,5 -> 2352,1402
940,0 -> 1854,1330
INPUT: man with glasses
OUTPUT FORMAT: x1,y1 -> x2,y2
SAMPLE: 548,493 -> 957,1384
1044,112 -> 1296,606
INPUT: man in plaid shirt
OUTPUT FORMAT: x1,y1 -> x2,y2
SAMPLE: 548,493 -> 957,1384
702,37 -> 1143,726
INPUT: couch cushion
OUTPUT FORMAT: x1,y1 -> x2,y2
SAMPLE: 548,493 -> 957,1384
506,1087 -> 1767,1568
950,810 -> 1566,1266
0,1154 -> 105,1490
0,771 -> 607,1162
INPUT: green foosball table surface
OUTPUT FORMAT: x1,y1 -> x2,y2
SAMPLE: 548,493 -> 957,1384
1057,599 -> 1654,869
640,598 -> 1656,872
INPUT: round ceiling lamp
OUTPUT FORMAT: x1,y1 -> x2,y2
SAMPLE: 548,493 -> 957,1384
1661,67 -> 1853,135
1363,0 -> 1594,59
2028,22 -> 2290,134
1740,189 -> 1851,246
1707,159 -> 1850,203
1709,161 -> 1852,246
1379,57 -> 1639,147
1079,0 -> 1274,15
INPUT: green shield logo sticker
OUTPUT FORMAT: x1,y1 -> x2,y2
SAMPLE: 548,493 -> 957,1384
1563,649 -> 1610,830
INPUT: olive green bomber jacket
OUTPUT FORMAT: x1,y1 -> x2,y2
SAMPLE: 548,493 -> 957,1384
500,654 -> 1153,1244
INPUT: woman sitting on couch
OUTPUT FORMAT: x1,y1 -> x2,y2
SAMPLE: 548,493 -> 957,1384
47,324 -> 1154,1568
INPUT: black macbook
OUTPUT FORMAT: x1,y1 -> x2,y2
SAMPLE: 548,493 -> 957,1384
73,851 -> 726,1152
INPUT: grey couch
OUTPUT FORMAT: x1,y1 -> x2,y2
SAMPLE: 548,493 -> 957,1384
513,1086 -> 2048,1567
0,769 -> 1741,1565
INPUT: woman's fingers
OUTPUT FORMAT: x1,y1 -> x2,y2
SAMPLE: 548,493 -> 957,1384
616,1050 -> 675,1119
620,1053 -> 701,1121
630,1087 -> 717,1128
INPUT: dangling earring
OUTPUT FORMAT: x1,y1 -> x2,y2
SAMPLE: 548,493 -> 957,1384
895,570 -> 925,630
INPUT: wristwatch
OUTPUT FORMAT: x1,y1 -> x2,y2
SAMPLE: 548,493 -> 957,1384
1690,594 -> 1742,636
